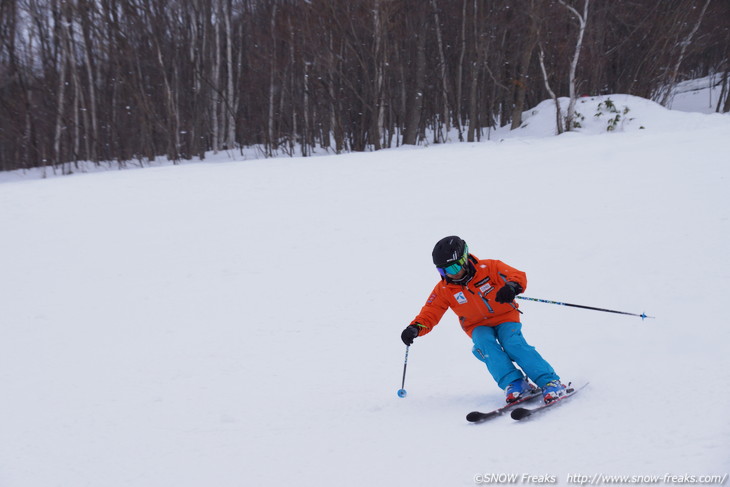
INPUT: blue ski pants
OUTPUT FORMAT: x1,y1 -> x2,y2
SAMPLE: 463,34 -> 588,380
471,322 -> 559,390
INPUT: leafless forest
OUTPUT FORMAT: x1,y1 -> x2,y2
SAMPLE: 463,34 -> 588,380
1,0 -> 728,173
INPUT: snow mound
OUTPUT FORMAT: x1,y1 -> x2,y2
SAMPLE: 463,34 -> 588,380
499,93 -> 727,139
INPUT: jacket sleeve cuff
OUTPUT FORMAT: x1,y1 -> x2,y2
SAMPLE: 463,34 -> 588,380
411,322 -> 430,336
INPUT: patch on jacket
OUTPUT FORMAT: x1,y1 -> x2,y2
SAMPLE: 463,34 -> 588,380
454,292 -> 468,304
426,292 -> 437,304
475,276 -> 491,287
479,283 -> 494,294
475,277 -> 493,294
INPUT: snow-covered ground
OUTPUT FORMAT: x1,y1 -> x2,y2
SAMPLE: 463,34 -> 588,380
1,83 -> 729,486
669,74 -> 728,114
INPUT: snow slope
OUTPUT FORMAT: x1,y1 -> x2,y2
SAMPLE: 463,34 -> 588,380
1,91 -> 729,486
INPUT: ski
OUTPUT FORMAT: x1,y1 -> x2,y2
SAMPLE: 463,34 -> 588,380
466,389 -> 543,423
510,382 -> 588,421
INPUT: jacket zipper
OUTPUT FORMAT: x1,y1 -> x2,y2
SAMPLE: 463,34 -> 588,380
465,286 -> 493,314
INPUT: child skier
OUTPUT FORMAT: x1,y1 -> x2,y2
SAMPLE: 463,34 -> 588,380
401,236 -> 566,404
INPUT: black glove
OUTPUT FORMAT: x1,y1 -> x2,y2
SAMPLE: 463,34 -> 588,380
495,282 -> 522,303
401,324 -> 420,346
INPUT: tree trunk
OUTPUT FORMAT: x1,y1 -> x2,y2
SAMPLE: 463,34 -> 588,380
403,9 -> 426,146
454,0 -> 467,141
303,61 -> 310,157
224,0 -> 236,150
430,0 -> 451,143
371,0 -> 385,150
560,0 -> 589,132
211,0 -> 221,153
327,33 -> 343,153
155,38 -> 180,161
722,64 -> 730,113
510,1 -> 538,130
538,44 -> 563,135
79,0 -> 99,163
467,0 -> 483,142
52,1 -> 69,172
288,18 -> 297,155
267,3 -> 278,156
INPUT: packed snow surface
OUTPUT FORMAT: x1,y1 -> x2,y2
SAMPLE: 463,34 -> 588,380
1,88 -> 729,486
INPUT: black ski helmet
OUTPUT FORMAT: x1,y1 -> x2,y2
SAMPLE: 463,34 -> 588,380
432,236 -> 468,268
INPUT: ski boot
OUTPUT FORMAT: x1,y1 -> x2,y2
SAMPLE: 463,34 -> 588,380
542,380 -> 567,404
505,378 -> 534,403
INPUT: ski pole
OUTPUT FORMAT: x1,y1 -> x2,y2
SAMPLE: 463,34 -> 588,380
397,346 -> 409,398
516,295 -> 654,320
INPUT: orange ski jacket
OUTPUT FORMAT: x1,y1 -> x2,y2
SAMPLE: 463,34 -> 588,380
410,255 -> 527,338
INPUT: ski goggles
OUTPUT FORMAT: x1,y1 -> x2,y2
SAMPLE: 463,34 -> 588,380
436,250 -> 469,277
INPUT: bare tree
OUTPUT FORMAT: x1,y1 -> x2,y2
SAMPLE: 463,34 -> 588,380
538,42 -> 564,135
559,0 -> 590,132
402,6 -> 426,146
75,0 -> 99,164
430,0 -> 451,143
266,3 -> 278,156
454,0 -> 467,141
510,1 -> 539,130
467,0 -> 486,142
51,0 -> 70,173
223,0 -> 236,150
658,0 -> 711,106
